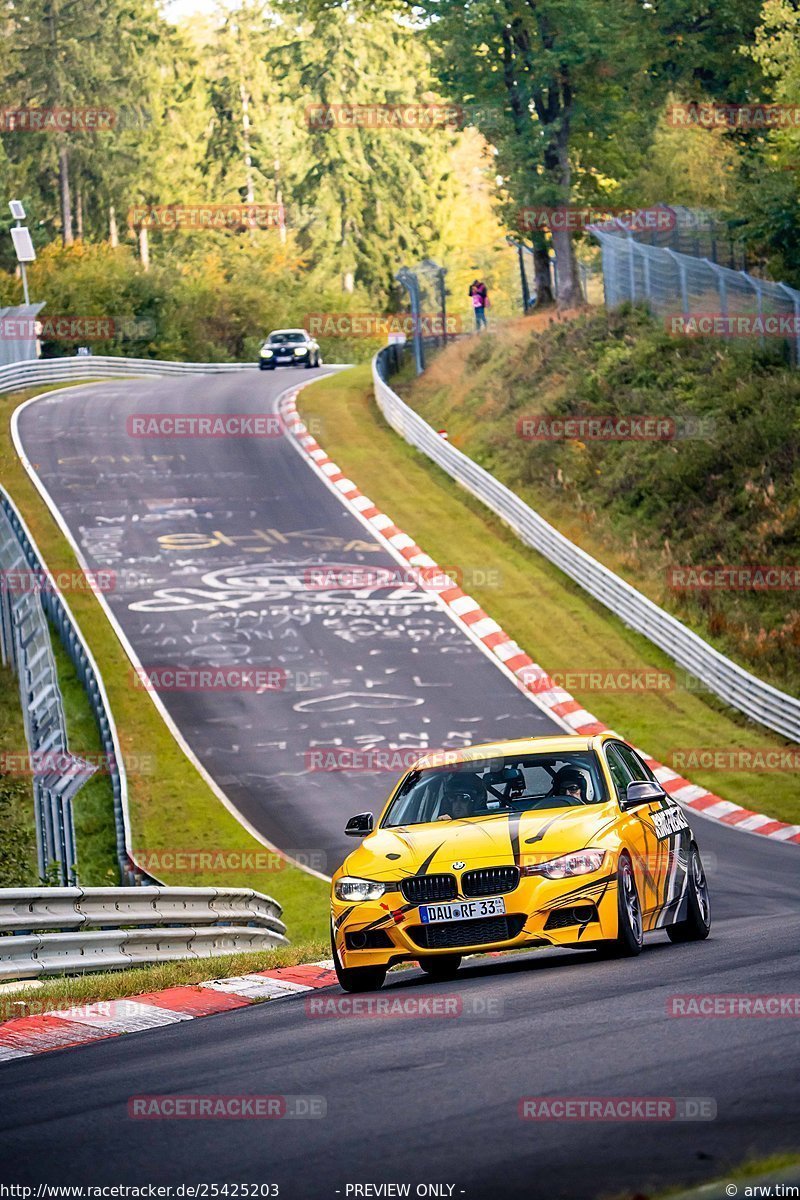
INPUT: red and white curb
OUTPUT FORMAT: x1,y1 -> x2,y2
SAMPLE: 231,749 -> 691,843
280,389 -> 800,847
0,961 -> 337,1063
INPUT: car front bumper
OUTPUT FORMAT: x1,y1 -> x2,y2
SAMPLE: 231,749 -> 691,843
331,870 -> 620,970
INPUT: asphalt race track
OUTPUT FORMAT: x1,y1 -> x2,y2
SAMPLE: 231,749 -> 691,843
4,370 -> 799,1197
15,369 -> 562,871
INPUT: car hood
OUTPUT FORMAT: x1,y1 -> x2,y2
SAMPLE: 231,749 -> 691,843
343,805 -> 617,880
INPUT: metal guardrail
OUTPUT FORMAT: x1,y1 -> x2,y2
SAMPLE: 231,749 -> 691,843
0,486 -> 149,887
0,355 -> 353,397
0,355 -> 259,396
0,498 -> 95,885
0,886 -> 287,980
372,348 -> 800,743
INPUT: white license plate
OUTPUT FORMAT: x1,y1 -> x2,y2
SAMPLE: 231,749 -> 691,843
277,355 -> 292,362
419,897 -> 506,924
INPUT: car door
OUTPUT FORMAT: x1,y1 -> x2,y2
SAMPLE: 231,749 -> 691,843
603,741 -> 666,922
612,742 -> 690,927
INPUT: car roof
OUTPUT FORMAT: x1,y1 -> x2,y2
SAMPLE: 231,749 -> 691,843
410,731 -> 620,771
268,328 -> 308,336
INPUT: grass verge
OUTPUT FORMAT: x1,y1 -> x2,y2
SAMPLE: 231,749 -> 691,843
1,383 -> 329,941
649,1154 -> 800,1200
0,940 -> 328,1021
297,366 -> 800,826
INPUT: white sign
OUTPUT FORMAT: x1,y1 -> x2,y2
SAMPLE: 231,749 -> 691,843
11,226 -> 36,262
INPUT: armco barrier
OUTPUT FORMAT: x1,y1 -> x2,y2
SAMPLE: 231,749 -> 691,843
0,355 -> 259,396
0,886 -> 287,980
372,348 -> 800,743
0,485 -> 146,886
0,354 -> 351,397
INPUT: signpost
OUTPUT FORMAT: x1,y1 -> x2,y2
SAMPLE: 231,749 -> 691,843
8,199 -> 35,304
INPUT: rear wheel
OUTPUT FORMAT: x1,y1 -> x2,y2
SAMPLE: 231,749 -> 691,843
598,855 -> 643,958
667,845 -> 711,943
331,927 -> 386,993
418,954 -> 462,981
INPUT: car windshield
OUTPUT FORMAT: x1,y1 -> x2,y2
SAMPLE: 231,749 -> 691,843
269,333 -> 306,344
382,751 -> 607,828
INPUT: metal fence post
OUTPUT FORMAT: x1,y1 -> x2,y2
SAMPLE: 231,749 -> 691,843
664,249 -> 690,318
705,261 -> 729,336
741,271 -> 766,349
396,267 -> 424,374
628,233 -> 636,302
777,282 -> 800,365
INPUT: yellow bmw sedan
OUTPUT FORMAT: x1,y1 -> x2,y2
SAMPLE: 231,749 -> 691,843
330,732 -> 711,992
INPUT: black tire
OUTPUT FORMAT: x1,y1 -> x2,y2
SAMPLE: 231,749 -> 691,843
418,954 -> 462,980
667,844 -> 711,943
260,364 -> 274,371
305,357 -> 314,369
597,854 -> 643,958
331,928 -> 386,993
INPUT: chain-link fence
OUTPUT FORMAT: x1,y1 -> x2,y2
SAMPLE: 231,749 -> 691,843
590,220 -> 800,364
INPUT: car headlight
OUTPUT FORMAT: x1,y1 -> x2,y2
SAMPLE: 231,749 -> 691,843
334,876 -> 386,902
293,345 -> 307,356
521,849 -> 606,879
260,348 -> 273,357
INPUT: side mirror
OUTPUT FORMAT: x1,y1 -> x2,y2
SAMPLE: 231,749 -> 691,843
621,781 -> 666,811
344,811 -> 374,837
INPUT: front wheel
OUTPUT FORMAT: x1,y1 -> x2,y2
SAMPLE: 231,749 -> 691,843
418,954 -> 462,981
331,928 -> 386,993
667,844 -> 711,943
597,855 -> 643,958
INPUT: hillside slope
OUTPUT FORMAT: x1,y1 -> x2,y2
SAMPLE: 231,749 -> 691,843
399,308 -> 800,698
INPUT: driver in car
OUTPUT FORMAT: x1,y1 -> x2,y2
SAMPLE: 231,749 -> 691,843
437,773 -> 486,820
549,765 -> 590,803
